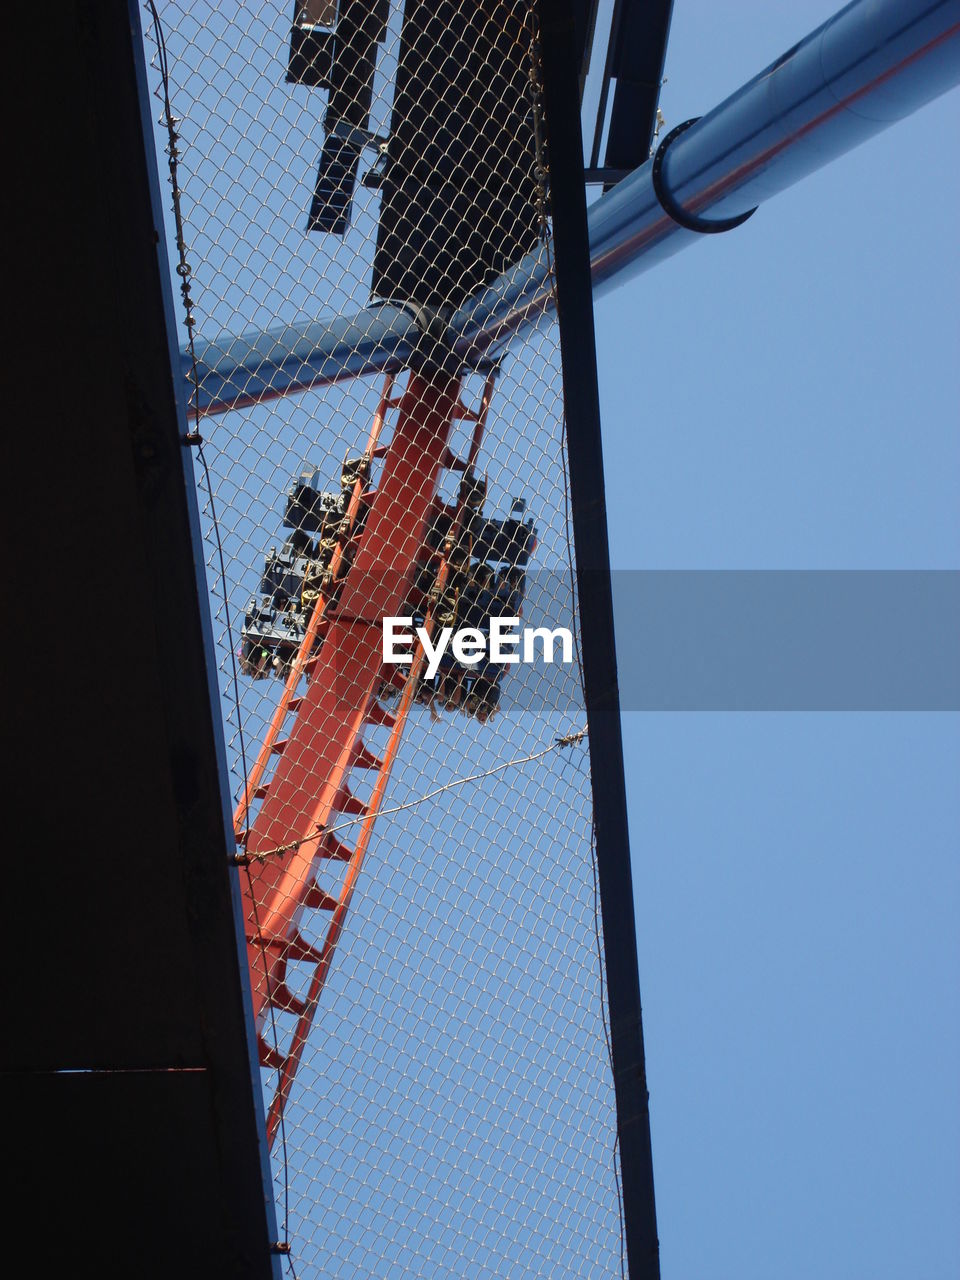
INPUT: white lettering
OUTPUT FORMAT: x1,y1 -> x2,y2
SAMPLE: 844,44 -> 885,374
420,626 -> 452,680
489,616 -> 521,664
522,626 -> 573,665
383,617 -> 575,672
451,627 -> 486,665
383,617 -> 414,664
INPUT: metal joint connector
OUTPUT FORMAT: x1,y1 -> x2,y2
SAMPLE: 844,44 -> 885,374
391,301 -> 460,378
651,118 -> 757,235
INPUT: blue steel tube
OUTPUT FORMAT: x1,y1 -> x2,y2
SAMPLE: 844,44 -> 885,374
585,0 -> 960,297
191,0 -> 960,414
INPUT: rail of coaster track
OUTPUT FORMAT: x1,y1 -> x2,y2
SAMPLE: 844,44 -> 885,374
235,367 -> 496,1146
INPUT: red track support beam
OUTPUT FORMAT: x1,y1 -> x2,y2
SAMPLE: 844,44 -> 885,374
241,371 -> 461,1024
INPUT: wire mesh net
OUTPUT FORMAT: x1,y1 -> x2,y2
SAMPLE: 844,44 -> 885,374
144,3 -> 624,1274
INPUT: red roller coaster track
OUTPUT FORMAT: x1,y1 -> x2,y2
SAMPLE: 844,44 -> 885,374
235,368 -> 496,1146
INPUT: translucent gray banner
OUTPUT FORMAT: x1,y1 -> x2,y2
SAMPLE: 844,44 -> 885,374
513,570 -> 960,712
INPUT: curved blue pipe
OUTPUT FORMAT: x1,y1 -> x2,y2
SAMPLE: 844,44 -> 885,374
191,0 -> 960,414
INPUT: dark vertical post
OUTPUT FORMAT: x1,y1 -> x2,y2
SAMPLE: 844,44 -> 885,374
536,4 -> 660,1276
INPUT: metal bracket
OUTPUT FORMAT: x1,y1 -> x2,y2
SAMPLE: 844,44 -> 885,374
583,167 -> 632,186
326,119 -> 389,151
390,301 -> 460,378
652,117 -> 757,234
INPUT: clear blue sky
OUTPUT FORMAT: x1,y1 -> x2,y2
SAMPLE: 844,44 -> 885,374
586,3 -> 959,1277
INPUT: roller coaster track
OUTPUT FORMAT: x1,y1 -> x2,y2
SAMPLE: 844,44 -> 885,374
234,368 -> 496,1146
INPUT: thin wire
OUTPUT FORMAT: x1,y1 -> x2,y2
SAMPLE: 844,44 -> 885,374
242,729 -> 589,864
145,0 -> 200,434
330,729 -> 587,831
144,0 -> 295,1259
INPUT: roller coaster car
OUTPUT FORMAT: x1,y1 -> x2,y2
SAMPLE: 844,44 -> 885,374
404,491 -> 534,617
239,462 -> 358,679
406,494 -> 536,724
239,461 -> 536,702
408,553 -> 529,723
284,465 -> 346,534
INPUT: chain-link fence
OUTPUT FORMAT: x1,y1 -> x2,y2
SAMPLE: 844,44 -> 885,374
145,4 -> 625,1274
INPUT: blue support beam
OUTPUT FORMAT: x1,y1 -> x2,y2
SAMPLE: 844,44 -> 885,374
189,0 -> 960,414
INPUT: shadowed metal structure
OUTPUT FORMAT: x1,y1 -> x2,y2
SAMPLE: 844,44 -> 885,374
371,0 -> 539,306
538,5 -> 660,1270
587,0 -> 674,185
9,2 -> 280,1274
